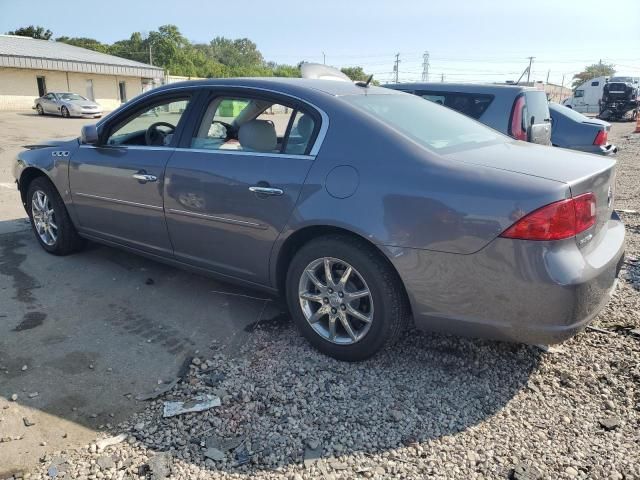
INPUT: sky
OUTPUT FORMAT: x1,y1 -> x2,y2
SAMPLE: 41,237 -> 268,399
1,0 -> 639,86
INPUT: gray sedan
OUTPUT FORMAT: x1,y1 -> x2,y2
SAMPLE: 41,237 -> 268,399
13,78 -> 625,361
550,102 -> 617,155
34,92 -> 102,118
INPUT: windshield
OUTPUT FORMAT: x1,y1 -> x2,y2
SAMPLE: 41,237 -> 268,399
343,94 -> 505,153
58,93 -> 87,101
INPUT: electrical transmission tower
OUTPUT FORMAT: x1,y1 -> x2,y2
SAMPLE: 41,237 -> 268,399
421,51 -> 430,82
393,53 -> 400,83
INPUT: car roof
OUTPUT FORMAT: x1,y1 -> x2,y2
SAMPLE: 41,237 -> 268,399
152,77 -> 398,97
384,82 -> 538,94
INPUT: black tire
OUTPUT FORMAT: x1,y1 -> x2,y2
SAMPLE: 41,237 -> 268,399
26,177 -> 85,255
36,104 -> 44,115
286,235 -> 409,361
61,106 -> 70,118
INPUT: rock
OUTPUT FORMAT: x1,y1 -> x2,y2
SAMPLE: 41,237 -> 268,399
148,452 -> 172,479
389,409 -> 403,422
21,364 -> 28,371
511,463 -> 542,480
192,357 -> 202,366
599,417 -> 621,431
22,417 -> 35,427
305,438 -> 320,450
28,392 -> 39,398
96,455 -> 115,470
565,466 -> 579,477
10,393 -> 18,401
95,433 -> 128,450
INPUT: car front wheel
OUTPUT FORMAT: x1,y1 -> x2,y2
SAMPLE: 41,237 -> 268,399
27,177 -> 85,255
61,106 -> 70,118
36,104 -> 44,115
286,235 -> 409,361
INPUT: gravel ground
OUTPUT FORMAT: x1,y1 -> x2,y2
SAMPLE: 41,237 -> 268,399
12,123 -> 640,480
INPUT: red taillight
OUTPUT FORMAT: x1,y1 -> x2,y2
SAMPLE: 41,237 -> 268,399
593,130 -> 608,146
500,193 -> 596,241
510,95 -> 527,141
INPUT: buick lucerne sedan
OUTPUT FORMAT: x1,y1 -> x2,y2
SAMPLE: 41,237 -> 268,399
13,77 -> 625,361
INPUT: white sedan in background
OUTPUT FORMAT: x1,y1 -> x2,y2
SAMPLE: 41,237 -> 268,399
33,92 -> 102,118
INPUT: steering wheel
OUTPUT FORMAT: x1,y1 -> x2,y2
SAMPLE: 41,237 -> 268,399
145,122 -> 176,146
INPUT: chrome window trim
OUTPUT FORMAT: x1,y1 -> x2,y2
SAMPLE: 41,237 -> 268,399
79,145 -> 175,152
166,208 -> 266,230
174,148 -> 313,160
74,192 -> 163,211
97,84 -> 329,157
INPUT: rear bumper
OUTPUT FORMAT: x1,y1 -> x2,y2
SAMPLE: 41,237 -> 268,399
388,213 -> 625,345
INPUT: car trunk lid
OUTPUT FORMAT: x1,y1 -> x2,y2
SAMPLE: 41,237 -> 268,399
445,140 -> 617,244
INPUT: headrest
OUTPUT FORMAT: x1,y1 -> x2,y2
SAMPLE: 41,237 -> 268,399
238,120 -> 277,152
296,114 -> 314,139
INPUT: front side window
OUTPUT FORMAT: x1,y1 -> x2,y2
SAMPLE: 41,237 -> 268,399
575,89 -> 584,98
191,95 -> 317,154
344,94 -> 504,153
106,97 -> 190,147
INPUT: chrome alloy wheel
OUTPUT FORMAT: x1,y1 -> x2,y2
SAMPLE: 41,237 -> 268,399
31,190 -> 58,246
298,257 -> 374,345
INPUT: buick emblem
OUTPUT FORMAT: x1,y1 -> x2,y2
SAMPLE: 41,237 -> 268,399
52,151 -> 70,157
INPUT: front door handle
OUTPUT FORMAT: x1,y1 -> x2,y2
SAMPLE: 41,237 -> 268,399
249,186 -> 284,196
133,173 -> 157,183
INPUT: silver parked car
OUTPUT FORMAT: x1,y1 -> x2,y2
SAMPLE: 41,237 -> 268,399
13,78 -> 625,361
34,92 -> 102,118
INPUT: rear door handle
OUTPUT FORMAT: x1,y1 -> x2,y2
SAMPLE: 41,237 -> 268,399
132,173 -> 157,183
249,186 -> 284,196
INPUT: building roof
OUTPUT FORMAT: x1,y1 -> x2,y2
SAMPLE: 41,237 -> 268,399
0,34 -> 164,79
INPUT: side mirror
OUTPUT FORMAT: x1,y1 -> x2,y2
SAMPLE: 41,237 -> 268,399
80,124 -> 99,145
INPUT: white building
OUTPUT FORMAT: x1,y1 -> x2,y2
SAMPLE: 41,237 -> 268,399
0,35 -> 164,111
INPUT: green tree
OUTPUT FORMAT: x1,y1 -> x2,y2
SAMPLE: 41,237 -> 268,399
110,32 -> 150,64
56,36 -> 110,53
572,62 -> 616,88
209,37 -> 264,68
7,25 -> 52,40
340,66 -> 371,82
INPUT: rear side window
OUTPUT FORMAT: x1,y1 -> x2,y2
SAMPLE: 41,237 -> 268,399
523,91 -> 550,125
415,91 -> 494,119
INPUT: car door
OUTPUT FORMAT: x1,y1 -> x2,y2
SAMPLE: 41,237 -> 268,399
163,89 -> 323,285
41,93 -> 57,114
69,92 -> 196,255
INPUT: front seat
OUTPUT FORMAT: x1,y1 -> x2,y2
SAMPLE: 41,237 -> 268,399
238,120 -> 277,152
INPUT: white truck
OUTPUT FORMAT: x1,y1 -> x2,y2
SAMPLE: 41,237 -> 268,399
563,76 -> 639,114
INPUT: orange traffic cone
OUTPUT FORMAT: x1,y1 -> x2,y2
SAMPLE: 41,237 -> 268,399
635,110 -> 640,133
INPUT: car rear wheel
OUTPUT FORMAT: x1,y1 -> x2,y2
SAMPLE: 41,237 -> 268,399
286,235 -> 409,361
61,106 -> 70,118
36,104 -> 44,115
27,177 -> 85,255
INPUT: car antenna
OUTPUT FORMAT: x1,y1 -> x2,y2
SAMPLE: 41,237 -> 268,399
356,75 -> 374,88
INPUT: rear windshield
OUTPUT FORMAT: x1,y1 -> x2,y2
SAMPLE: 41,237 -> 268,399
415,91 -> 494,119
524,91 -> 550,125
343,94 -> 505,153
549,102 -> 588,122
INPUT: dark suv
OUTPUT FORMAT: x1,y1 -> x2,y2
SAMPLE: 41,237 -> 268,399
384,83 -> 552,145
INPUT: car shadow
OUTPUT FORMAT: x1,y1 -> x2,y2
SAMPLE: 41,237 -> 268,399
0,223 -> 542,475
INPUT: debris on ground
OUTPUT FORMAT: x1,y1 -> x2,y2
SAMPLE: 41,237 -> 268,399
145,277 -> 155,285
95,433 -> 128,450
204,447 -> 225,461
162,395 -> 221,418
136,378 -> 179,401
22,417 -> 35,427
147,452 -> 172,479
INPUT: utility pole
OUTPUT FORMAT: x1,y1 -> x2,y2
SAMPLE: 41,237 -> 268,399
421,51 -> 430,82
546,69 -> 550,84
149,43 -> 153,66
322,52 -> 326,65
393,53 -> 400,83
526,56 -> 534,84
441,73 -> 444,82
559,73 -> 565,103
